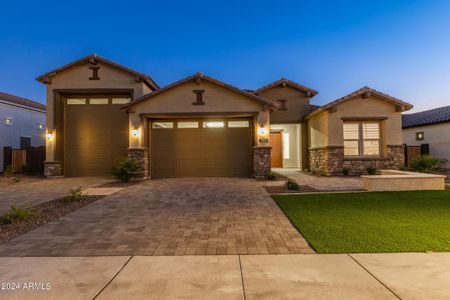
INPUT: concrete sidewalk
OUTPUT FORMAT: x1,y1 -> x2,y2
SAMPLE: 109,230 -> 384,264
1,253 -> 449,300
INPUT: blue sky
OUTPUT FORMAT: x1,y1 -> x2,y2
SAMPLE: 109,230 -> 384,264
1,0 -> 449,112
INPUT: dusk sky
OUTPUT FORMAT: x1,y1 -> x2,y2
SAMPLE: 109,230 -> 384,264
1,0 -> 449,112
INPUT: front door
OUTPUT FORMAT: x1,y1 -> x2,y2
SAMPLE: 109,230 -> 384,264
270,132 -> 283,167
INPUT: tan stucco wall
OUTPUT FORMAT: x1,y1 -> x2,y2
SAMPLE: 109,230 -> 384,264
308,110 -> 329,148
309,95 -> 403,150
44,61 -> 150,161
403,123 -> 450,167
270,124 -> 302,168
328,96 -> 403,146
260,86 -> 311,123
129,80 -> 271,148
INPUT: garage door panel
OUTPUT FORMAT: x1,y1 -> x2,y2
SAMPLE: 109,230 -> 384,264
151,118 -> 252,178
64,98 -> 128,177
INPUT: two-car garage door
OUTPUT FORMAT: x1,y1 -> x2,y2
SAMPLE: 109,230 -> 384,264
151,119 -> 253,178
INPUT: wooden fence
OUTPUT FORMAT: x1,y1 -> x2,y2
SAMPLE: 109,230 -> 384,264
3,146 -> 45,174
404,144 -> 429,167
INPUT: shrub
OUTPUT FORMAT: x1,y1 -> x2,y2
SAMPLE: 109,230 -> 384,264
286,179 -> 299,191
112,157 -> 140,182
365,166 -> 377,175
3,165 -> 13,178
1,204 -> 39,224
265,171 -> 278,180
410,155 -> 441,173
64,187 -> 87,203
342,167 -> 351,176
12,176 -> 21,183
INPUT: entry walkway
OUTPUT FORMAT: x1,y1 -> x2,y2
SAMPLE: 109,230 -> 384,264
0,253 -> 449,299
273,168 -> 364,191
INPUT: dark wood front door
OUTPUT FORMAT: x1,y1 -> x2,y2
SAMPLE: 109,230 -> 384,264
270,132 -> 283,168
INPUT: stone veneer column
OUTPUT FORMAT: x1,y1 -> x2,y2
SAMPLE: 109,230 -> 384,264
128,148 -> 149,179
44,161 -> 62,177
386,145 -> 405,169
253,146 -> 271,178
309,146 -> 344,176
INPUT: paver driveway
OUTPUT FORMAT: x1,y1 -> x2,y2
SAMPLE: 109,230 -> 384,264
0,178 -> 312,256
0,177 -> 112,215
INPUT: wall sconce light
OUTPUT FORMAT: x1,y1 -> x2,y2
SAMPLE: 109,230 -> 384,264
46,130 -> 54,141
131,127 -> 140,138
258,126 -> 267,135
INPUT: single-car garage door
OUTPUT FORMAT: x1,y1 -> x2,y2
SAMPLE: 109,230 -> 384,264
64,97 -> 129,176
151,118 -> 253,177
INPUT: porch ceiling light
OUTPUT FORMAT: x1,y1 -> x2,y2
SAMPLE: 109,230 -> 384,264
131,127 -> 140,138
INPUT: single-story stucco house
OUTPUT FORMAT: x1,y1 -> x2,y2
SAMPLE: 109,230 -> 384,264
0,92 -> 46,171
38,54 -> 413,178
403,106 -> 450,167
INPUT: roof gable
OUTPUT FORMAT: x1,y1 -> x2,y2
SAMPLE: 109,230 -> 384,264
0,91 -> 46,112
307,86 -> 413,118
402,105 -> 450,128
36,54 -> 159,90
255,78 -> 318,97
124,73 -> 279,109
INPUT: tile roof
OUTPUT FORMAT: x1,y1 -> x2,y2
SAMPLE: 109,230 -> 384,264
306,86 -> 413,118
124,73 -> 279,109
0,91 -> 46,111
402,105 -> 450,128
255,78 -> 318,96
36,54 -> 159,90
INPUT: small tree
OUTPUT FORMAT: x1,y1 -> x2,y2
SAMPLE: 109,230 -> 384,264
112,157 -> 140,182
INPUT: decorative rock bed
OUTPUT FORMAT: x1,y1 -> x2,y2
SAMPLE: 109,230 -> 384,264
361,170 -> 446,191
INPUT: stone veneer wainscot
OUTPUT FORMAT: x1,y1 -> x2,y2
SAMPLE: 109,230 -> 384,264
128,148 -> 149,179
253,146 -> 271,178
309,145 -> 405,175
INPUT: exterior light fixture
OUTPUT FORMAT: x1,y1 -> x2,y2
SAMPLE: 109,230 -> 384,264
131,127 -> 140,138
46,130 -> 54,141
258,126 -> 267,135
38,123 -> 44,130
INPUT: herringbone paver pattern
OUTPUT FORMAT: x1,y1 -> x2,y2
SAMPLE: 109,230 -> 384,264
0,178 -> 313,256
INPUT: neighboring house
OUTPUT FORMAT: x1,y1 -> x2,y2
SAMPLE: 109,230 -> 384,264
0,92 -> 46,171
37,54 -> 413,178
402,106 -> 450,167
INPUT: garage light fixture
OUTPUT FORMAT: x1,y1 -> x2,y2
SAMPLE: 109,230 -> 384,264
131,127 -> 140,138
46,130 -> 54,141
258,126 -> 267,135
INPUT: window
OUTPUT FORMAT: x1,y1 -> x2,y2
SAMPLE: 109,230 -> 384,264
343,123 -> 360,156
203,121 -> 224,128
343,122 -> 380,156
4,117 -> 12,126
228,120 -> 249,128
416,132 -> 424,141
89,98 -> 109,105
152,122 -> 174,129
177,121 -> 198,128
67,98 -> 86,105
112,98 -> 131,104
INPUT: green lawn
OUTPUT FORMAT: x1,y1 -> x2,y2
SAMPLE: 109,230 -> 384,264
273,189 -> 450,253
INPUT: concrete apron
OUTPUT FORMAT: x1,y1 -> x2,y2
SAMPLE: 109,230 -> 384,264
0,253 -> 449,300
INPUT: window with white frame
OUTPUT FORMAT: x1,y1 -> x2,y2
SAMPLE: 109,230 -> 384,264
343,122 -> 381,156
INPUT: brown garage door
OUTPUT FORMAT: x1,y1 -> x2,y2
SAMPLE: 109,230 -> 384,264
64,97 -> 129,176
151,119 -> 253,178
